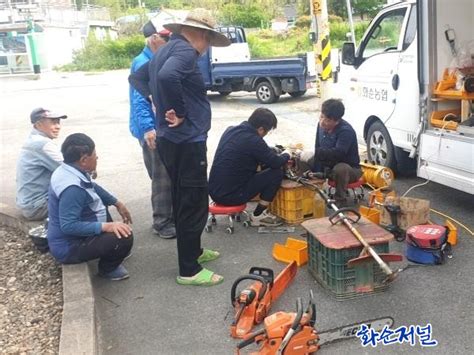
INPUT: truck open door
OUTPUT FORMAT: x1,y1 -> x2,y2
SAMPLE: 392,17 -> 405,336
341,3 -> 413,169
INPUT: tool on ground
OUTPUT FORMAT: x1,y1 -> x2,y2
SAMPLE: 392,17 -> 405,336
285,172 -> 402,283
236,290 -> 394,354
230,261 -> 297,338
272,238 -> 308,266
258,226 -> 296,234
383,203 -> 405,241
405,224 -> 452,265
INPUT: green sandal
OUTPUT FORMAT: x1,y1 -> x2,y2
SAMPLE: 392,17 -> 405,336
176,268 -> 224,286
198,249 -> 220,264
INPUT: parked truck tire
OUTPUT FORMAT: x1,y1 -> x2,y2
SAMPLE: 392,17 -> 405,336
366,121 -> 396,171
218,91 -> 231,96
289,90 -> 307,98
256,81 -> 279,104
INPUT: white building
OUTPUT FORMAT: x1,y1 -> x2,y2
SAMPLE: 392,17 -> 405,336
0,0 -> 115,74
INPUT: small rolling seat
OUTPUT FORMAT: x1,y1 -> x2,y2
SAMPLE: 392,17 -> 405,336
205,202 -> 250,234
327,178 -> 365,204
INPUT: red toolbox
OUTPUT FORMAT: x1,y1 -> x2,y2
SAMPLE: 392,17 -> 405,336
406,225 -> 447,248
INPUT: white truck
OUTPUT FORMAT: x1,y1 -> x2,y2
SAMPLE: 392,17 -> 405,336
334,0 -> 474,195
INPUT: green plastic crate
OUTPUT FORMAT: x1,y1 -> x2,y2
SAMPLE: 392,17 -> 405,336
307,232 -> 390,300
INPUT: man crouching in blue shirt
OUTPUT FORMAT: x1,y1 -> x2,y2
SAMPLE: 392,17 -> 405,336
312,99 -> 362,207
209,108 -> 291,226
47,133 -> 133,281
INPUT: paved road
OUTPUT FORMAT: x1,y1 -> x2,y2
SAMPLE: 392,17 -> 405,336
1,70 -> 473,354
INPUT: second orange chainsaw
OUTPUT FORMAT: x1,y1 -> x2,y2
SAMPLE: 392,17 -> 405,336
230,261 -> 297,338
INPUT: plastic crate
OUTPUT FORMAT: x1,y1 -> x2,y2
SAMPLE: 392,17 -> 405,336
302,217 -> 393,300
269,180 -> 325,224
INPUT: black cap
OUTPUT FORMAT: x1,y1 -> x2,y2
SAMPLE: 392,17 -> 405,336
30,108 -> 67,124
142,21 -> 157,38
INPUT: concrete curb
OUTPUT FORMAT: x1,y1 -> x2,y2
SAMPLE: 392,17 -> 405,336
0,206 -> 97,355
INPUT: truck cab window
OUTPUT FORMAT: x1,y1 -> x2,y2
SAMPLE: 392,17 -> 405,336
361,8 -> 407,59
403,7 -> 417,50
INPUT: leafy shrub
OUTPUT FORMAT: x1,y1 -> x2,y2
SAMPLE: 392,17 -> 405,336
220,3 -> 271,28
295,15 -> 311,29
58,34 -> 144,71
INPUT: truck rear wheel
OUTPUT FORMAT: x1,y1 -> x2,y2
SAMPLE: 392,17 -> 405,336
256,81 -> 279,104
289,90 -> 307,98
366,121 -> 396,171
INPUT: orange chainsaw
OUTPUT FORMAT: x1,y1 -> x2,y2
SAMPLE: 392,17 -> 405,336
236,291 -> 394,355
230,261 -> 298,338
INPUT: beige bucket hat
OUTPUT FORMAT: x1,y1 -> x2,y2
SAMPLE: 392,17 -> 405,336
164,8 -> 231,47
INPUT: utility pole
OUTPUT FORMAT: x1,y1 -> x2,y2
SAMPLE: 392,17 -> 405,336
309,0 -> 332,100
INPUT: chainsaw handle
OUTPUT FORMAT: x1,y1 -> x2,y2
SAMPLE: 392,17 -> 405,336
236,329 -> 265,350
291,298 -> 304,331
230,275 -> 267,305
328,207 -> 361,225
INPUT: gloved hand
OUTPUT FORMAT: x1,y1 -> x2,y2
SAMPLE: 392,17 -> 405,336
281,149 -> 292,158
271,144 -> 285,154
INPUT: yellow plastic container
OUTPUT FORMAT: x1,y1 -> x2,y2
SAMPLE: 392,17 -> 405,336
269,180 -> 326,224
446,220 -> 458,246
272,237 -> 308,266
359,206 -> 380,225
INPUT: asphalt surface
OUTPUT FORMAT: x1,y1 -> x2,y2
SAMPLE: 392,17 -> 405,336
1,70 -> 473,354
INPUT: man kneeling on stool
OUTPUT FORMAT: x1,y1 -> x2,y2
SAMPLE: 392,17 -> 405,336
209,108 -> 291,226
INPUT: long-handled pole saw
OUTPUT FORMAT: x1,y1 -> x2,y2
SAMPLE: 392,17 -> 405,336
286,171 -> 401,283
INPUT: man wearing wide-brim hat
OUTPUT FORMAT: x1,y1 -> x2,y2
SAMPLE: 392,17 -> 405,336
129,8 -> 230,286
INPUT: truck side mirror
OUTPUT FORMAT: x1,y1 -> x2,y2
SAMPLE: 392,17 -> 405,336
341,42 -> 356,66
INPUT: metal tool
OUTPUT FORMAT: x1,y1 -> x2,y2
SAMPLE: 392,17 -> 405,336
383,203 -> 405,241
230,262 -> 297,338
257,226 -> 296,234
285,172 -> 402,283
236,290 -> 394,354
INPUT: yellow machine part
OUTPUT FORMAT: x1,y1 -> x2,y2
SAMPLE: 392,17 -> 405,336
360,163 -> 394,188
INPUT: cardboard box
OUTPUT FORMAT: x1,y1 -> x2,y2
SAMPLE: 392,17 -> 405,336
380,197 -> 430,230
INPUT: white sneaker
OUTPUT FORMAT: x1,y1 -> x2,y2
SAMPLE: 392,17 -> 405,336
250,210 -> 283,227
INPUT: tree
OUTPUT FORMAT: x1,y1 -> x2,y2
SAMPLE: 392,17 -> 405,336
352,0 -> 384,20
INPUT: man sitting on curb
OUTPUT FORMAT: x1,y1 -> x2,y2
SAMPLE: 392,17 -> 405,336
47,133 -> 133,281
209,108 -> 291,226
311,99 -> 362,207
16,108 -> 66,220
129,20 -> 176,239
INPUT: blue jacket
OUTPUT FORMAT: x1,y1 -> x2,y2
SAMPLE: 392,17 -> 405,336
209,121 -> 290,199
16,128 -> 62,216
129,46 -> 155,142
313,119 -> 360,172
47,163 -> 117,262
129,34 -> 211,144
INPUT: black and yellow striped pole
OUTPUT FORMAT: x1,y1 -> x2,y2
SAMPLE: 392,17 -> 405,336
310,0 -> 332,99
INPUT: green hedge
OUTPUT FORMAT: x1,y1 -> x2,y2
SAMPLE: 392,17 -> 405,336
58,34 -> 144,71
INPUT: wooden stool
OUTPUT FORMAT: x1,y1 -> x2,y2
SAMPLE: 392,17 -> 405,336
205,202 -> 249,234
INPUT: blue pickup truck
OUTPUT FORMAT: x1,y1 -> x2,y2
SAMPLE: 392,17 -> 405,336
197,27 -> 316,104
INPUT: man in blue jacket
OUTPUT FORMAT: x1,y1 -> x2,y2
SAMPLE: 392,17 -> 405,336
129,20 -> 175,239
129,9 -> 231,286
209,108 -> 290,226
312,99 -> 362,206
48,133 -> 133,281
